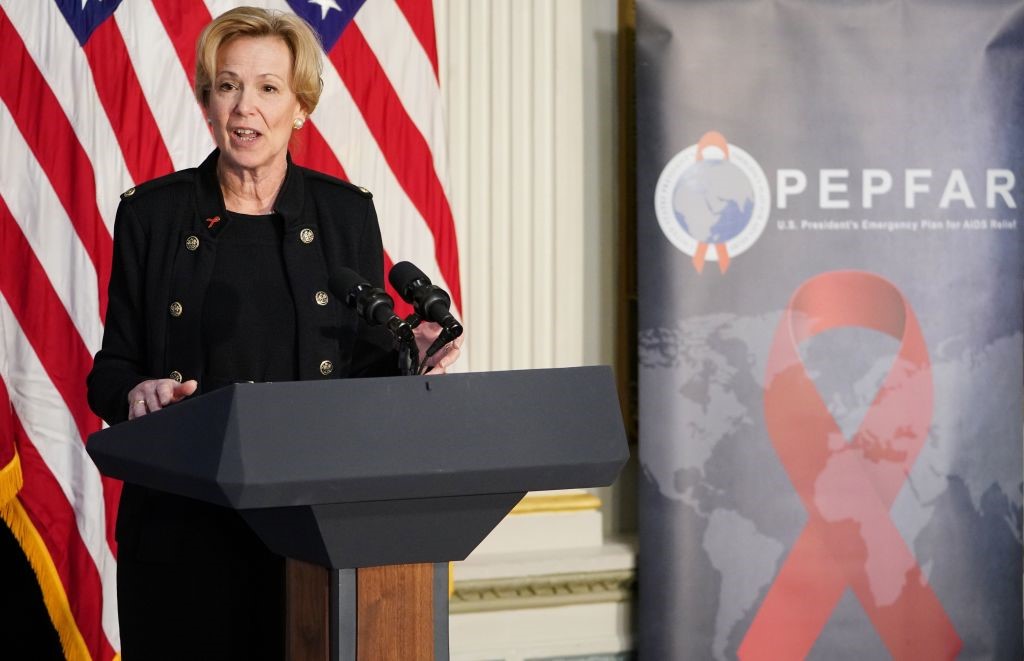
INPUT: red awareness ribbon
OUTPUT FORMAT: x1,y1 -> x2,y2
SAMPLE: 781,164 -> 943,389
739,271 -> 961,661
693,132 -> 731,274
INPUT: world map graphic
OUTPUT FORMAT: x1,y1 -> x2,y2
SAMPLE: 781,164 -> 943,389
639,313 -> 1023,660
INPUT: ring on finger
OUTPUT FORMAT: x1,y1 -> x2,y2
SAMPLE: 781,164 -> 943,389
132,399 -> 146,407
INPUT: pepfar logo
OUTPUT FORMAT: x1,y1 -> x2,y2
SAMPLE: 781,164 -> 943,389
654,131 -> 771,273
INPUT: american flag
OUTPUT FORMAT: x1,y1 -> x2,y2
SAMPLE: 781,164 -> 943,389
0,0 -> 460,657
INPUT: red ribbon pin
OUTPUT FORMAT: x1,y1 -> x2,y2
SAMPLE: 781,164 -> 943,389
739,271 -> 961,661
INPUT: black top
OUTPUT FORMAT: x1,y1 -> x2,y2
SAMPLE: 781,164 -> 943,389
87,150 -> 399,563
87,150 -> 397,429
202,211 -> 297,391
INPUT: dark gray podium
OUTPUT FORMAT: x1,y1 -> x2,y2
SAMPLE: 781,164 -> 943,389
87,366 -> 629,660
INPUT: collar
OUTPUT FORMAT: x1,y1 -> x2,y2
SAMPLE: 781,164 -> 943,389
194,150 -> 306,233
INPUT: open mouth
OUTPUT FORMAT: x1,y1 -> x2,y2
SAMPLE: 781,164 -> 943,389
232,128 -> 261,142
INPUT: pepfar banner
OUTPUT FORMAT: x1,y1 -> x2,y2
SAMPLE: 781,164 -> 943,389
636,2 -> 1024,659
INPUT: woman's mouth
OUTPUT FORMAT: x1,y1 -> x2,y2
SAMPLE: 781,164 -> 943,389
232,128 -> 261,142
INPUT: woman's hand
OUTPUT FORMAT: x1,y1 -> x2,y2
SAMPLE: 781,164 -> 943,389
127,379 -> 198,420
412,322 -> 464,374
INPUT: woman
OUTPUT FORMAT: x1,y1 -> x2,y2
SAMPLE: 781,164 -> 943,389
87,6 -> 458,657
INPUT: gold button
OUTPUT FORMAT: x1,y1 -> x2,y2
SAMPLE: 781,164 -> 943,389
315,290 -> 329,306
121,186 -> 136,199
358,186 -> 370,196
169,371 -> 183,383
319,360 -> 333,376
300,228 -> 314,244
169,301 -> 183,317
185,235 -> 199,251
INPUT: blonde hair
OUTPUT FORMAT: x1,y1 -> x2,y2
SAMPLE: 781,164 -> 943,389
194,6 -> 323,113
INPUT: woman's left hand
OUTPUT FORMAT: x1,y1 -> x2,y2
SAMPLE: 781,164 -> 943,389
412,321 -> 464,374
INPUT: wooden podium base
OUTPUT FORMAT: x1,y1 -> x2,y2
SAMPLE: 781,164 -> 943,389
286,559 -> 447,661
286,559 -> 329,659
358,564 -> 434,659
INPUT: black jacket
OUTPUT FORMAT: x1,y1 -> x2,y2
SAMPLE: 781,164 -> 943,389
87,150 -> 397,427
87,151 -> 398,560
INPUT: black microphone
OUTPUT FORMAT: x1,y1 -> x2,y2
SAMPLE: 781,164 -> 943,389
388,261 -> 464,340
329,268 -> 413,342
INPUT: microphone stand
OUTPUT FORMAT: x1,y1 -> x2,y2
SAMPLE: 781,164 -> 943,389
397,314 -> 422,376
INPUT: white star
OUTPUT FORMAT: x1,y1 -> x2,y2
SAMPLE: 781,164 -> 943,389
308,0 -> 342,21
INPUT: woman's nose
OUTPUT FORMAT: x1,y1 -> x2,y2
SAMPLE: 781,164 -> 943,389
233,87 -> 256,114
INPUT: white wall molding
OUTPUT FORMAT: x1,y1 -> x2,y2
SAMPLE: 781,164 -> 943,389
437,0 -> 587,372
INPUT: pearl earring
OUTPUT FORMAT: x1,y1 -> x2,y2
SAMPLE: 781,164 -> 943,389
293,118 -> 305,130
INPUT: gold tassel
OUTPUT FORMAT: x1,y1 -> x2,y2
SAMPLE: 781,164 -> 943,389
0,449 -> 23,506
1,498 -> 94,660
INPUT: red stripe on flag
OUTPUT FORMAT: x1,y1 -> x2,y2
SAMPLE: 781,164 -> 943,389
0,197 -> 102,458
81,17 -> 176,183
14,417 -> 115,661
0,378 -> 17,505
0,9 -> 111,319
394,0 -> 440,81
150,0 -> 211,88
380,251 -> 412,319
0,378 -> 12,469
331,26 -> 462,309
100,474 -> 122,556
289,122 -> 350,180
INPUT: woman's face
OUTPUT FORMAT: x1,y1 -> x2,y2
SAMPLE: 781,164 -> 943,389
206,35 -> 306,176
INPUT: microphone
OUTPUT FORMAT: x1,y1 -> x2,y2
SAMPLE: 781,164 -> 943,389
329,268 -> 414,342
388,261 -> 464,340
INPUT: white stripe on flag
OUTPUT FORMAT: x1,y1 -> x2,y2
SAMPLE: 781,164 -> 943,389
315,60 -> 441,273
0,101 -> 103,355
0,296 -> 120,649
355,0 -> 451,195
1,0 -> 131,230
114,0 -> 215,171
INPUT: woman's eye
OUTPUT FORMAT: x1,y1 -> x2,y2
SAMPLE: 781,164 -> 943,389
263,85 -> 277,93
218,82 -> 236,91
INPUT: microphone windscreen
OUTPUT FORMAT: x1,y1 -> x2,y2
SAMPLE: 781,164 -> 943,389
328,267 -> 368,303
388,261 -> 429,300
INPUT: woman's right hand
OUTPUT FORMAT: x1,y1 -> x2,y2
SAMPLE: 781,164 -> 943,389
127,379 -> 198,420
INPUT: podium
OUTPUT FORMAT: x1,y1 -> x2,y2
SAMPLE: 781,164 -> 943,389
87,366 -> 629,660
